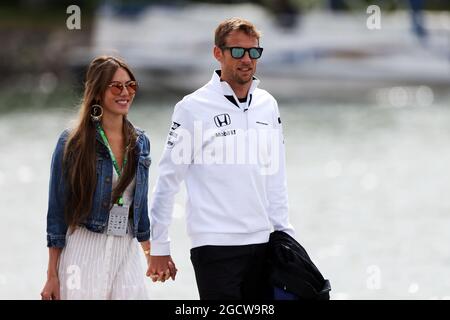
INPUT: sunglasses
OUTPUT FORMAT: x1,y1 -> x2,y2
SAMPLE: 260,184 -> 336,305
221,47 -> 264,59
108,80 -> 138,95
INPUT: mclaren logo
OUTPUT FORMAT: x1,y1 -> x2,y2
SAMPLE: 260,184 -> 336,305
171,121 -> 181,130
214,113 -> 231,127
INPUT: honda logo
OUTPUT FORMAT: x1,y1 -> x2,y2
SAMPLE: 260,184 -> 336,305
214,113 -> 231,127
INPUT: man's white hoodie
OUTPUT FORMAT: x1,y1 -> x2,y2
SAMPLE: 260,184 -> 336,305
150,70 -> 295,255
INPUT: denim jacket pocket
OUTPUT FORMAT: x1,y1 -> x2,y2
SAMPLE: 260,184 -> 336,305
139,155 -> 152,168
137,155 -> 151,185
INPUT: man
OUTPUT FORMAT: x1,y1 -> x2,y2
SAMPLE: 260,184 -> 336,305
148,17 -> 295,299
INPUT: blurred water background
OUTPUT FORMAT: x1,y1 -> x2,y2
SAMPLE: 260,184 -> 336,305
0,0 -> 449,299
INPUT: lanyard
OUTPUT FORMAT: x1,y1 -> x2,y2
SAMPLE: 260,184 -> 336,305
96,123 -> 127,206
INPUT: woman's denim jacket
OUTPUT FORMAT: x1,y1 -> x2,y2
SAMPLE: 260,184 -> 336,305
46,126 -> 152,248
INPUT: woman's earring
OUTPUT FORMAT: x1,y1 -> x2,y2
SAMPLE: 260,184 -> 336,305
90,104 -> 103,122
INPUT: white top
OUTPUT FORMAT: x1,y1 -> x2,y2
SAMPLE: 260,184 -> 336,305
150,70 -> 295,255
111,167 -> 136,207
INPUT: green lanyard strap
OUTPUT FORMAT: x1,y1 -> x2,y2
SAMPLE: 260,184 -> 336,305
96,122 -> 127,206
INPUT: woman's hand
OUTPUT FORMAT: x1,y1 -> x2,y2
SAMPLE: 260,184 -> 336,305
141,241 -> 177,283
146,255 -> 178,283
41,275 -> 60,300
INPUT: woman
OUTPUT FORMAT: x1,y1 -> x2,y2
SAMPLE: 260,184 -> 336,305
40,56 -> 175,300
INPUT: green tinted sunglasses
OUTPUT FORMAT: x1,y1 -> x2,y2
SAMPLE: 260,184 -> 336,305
222,47 -> 264,59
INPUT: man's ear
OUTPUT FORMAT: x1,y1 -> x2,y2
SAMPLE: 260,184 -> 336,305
213,46 -> 222,62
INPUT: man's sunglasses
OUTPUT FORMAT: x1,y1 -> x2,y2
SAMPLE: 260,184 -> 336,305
108,80 -> 138,95
221,47 -> 264,59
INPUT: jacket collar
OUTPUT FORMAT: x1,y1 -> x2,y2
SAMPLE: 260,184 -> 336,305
208,70 -> 260,109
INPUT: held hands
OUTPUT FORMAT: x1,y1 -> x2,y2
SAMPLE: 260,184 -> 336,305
146,255 -> 178,283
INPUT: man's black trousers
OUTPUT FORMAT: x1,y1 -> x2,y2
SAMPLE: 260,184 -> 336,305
190,243 -> 272,300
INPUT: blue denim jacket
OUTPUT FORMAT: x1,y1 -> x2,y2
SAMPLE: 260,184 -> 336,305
46,126 -> 152,248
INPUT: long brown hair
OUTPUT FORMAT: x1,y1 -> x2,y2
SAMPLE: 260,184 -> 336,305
63,56 -> 138,228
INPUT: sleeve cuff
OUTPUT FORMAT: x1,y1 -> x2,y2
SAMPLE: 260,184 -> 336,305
136,230 -> 150,242
150,241 -> 171,256
275,226 -> 296,239
47,234 -> 66,248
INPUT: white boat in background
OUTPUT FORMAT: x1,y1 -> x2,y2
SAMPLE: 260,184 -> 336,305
69,3 -> 450,100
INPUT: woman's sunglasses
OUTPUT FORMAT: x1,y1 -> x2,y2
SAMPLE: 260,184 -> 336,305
222,47 -> 264,59
108,80 -> 138,95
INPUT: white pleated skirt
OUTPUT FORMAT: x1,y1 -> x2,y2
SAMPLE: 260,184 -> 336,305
57,225 -> 148,300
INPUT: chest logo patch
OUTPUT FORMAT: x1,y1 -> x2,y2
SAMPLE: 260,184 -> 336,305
214,113 -> 231,127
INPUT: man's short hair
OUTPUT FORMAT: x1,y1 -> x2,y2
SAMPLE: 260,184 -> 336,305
214,17 -> 261,48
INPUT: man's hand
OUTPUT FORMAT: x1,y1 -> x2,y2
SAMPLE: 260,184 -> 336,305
147,255 -> 178,282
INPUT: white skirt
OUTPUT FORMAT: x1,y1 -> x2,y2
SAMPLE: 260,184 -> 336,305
58,225 -> 148,300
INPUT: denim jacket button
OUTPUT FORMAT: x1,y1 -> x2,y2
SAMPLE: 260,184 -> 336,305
102,201 -> 108,208
105,176 -> 111,183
